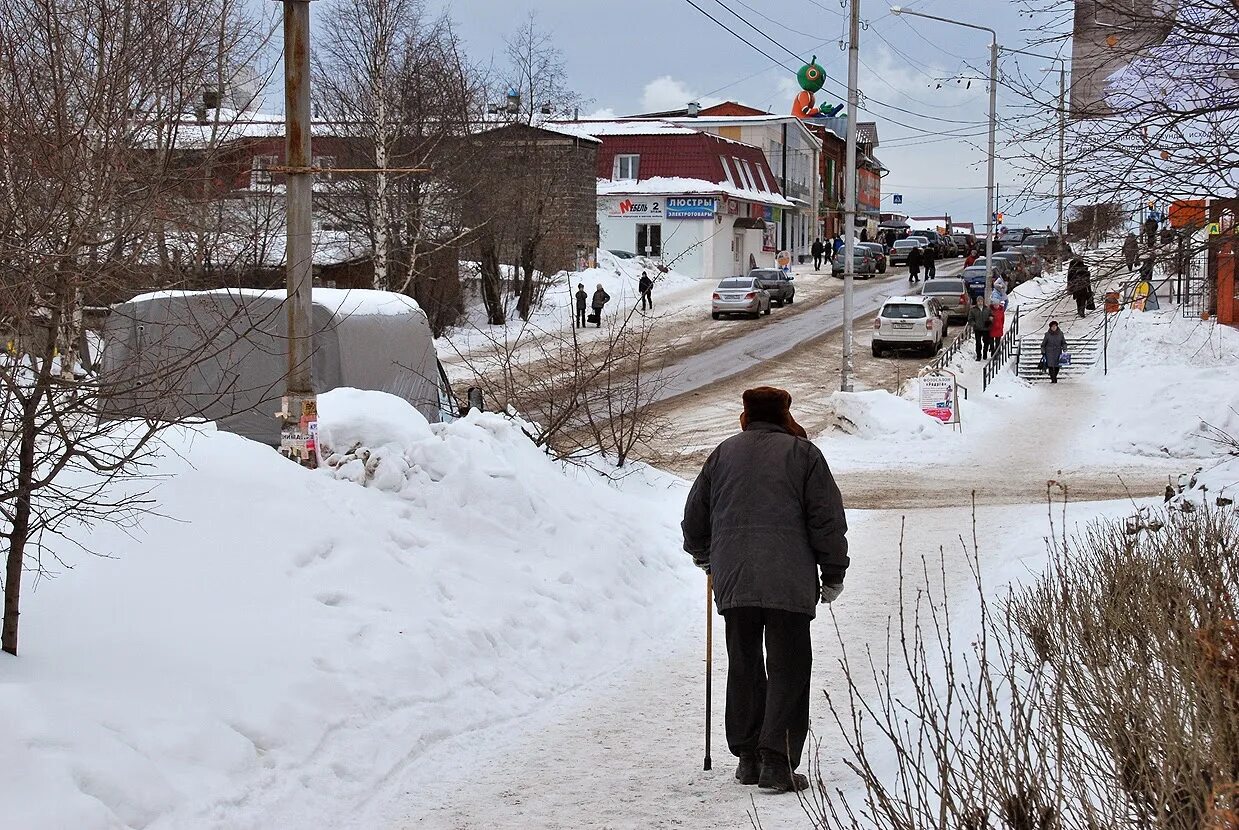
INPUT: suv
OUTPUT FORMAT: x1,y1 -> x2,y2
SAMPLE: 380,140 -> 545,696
1012,245 -> 1044,279
920,278 -> 971,322
872,296 -> 947,357
712,277 -> 771,320
951,233 -> 975,253
857,242 -> 888,273
749,268 -> 795,306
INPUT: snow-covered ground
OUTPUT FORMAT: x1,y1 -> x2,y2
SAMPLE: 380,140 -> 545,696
4,246 -> 1236,828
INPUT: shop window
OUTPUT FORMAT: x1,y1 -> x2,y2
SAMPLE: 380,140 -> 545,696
613,154 -> 640,180
636,223 -> 662,257
250,154 -> 277,188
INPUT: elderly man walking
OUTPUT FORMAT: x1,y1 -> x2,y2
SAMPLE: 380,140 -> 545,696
682,387 -> 850,793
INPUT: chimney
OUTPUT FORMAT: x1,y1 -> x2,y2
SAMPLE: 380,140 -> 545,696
687,101 -> 701,117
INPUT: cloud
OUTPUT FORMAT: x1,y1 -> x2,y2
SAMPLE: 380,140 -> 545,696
584,107 -> 618,119
641,76 -> 698,113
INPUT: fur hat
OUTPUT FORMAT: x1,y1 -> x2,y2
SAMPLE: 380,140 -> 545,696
740,386 -> 807,438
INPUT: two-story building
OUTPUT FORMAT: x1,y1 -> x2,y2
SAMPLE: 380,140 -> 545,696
806,117 -> 884,241
554,120 -> 793,279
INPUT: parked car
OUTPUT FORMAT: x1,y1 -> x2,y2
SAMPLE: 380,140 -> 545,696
749,268 -> 795,306
831,248 -> 878,278
908,234 -> 934,255
1012,245 -> 1045,279
993,251 -> 1030,286
857,242 -> 889,273
872,296 -> 947,357
889,238 -> 923,266
951,233 -> 976,253
961,265 -> 990,299
711,277 -> 771,319
971,256 -> 1015,284
919,278 -> 971,322
1023,233 -> 1069,263
607,249 -> 637,259
938,236 -> 959,258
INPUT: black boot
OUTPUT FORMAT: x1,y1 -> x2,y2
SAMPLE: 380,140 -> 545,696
758,760 -> 809,793
735,754 -> 760,785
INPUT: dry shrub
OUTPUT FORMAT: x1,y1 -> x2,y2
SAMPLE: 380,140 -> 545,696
803,502 -> 1239,830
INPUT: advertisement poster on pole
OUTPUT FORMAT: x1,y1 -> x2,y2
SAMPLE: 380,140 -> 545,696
919,370 -> 960,426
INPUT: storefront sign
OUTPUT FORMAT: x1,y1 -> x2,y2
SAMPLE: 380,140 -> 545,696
726,199 -> 740,215
606,198 -> 663,218
666,197 -> 718,218
762,222 -> 777,253
919,371 -> 959,424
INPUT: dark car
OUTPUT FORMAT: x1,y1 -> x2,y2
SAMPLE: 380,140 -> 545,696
749,268 -> 796,306
951,233 -> 976,253
993,251 -> 1030,286
857,242 -> 889,273
938,236 -> 959,258
1024,233 -> 1069,263
962,260 -> 1014,299
1012,245 -> 1045,279
832,248 -> 878,278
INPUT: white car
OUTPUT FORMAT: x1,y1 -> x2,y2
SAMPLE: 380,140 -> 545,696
872,296 -> 948,357
711,277 -> 771,320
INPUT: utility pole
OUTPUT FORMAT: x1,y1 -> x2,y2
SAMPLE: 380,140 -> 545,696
840,0 -> 860,393
984,37 -> 998,305
279,0 -> 318,466
1057,65 -> 1066,246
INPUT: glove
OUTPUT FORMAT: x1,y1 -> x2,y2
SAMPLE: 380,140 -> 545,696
820,582 -> 844,604
692,554 -> 710,574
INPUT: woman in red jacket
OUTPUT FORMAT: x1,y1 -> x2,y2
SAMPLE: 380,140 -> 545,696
988,301 -> 1005,354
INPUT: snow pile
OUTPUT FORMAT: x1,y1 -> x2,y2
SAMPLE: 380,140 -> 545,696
817,390 -> 947,440
1,389 -> 694,829
1076,310 -> 1239,461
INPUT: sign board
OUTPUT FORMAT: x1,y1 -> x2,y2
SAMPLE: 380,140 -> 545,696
726,199 -> 740,215
666,197 -> 717,219
920,371 -> 959,425
893,194 -> 903,204
606,198 -> 663,219
1208,222 -> 1222,236
762,222 -> 777,253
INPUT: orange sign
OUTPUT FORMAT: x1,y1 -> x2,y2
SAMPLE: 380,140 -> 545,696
1169,199 -> 1206,229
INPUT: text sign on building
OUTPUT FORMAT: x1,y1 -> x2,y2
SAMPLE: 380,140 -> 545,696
666,197 -> 718,219
606,198 -> 664,218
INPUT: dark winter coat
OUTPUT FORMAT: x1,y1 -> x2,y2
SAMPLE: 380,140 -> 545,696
1041,329 -> 1067,367
1123,236 -> 1139,261
811,240 -> 825,256
682,422 -> 849,619
638,275 -> 653,295
591,288 -> 610,310
1067,260 -> 1091,295
907,246 -> 923,271
1139,258 -> 1154,280
967,304 -> 992,332
575,289 -> 588,310
922,246 -> 936,266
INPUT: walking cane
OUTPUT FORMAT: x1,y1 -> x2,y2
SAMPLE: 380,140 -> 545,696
704,573 -> 713,771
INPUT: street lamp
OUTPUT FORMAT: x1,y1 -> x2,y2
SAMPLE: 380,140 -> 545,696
891,6 -> 998,305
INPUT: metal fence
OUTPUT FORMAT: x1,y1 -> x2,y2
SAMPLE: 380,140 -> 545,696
927,322 -> 972,373
982,306 -> 1021,390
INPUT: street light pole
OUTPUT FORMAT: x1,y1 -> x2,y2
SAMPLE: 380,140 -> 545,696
891,6 -> 998,305
1057,65 -> 1067,249
840,0 -> 861,393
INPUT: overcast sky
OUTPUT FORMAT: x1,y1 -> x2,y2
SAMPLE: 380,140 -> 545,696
302,0 -> 1073,229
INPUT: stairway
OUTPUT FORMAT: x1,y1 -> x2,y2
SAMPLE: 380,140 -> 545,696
1015,332 -> 1101,382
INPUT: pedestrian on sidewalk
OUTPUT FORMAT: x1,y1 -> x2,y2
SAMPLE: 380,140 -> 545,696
574,283 -> 588,328
964,249 -> 978,268
638,271 -> 654,311
833,235 -> 845,258
1041,321 -> 1067,383
907,244 -> 922,283
682,387 -> 849,795
923,243 -> 937,279
1123,233 -> 1140,272
990,274 -> 1008,309
968,296 -> 992,360
811,238 -> 825,271
591,283 -> 610,327
1068,256 -> 1091,318
988,299 -> 1005,353
1144,215 -> 1158,249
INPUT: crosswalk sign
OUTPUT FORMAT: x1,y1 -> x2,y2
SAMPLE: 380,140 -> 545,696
893,194 -> 903,204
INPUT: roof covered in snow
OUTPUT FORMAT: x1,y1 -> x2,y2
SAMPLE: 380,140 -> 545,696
597,176 -> 793,208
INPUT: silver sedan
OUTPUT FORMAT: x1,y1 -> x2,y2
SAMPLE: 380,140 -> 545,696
712,277 -> 771,320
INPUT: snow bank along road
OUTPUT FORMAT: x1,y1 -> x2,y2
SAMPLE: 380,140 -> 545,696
651,261 -> 966,402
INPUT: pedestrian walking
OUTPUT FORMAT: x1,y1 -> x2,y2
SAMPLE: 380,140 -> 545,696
811,238 -> 825,271
964,249 -> 978,268
590,283 -> 610,327
1041,321 -> 1067,384
574,283 -> 588,328
988,299 -> 1005,354
923,243 -> 937,279
638,271 -> 654,311
967,296 -> 992,361
907,244 -> 922,283
833,235 -> 845,257
1067,256 -> 1091,318
990,274 -> 1008,308
682,387 -> 849,795
1123,233 -> 1140,272
1144,215 -> 1158,249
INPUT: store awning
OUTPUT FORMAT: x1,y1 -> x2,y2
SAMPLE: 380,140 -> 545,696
733,217 -> 766,230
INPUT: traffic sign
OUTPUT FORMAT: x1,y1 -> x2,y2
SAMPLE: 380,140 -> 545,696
893,194 -> 903,204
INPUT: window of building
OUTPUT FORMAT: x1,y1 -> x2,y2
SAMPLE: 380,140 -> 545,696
251,154 -> 277,188
721,157 -> 737,188
768,140 -> 783,177
739,159 -> 757,192
756,164 -> 771,193
826,158 -> 836,200
613,154 -> 640,180
313,155 -> 336,180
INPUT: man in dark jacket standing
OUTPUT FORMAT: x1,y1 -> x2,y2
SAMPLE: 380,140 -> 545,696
638,271 -> 654,311
682,387 -> 849,794
1067,257 -> 1091,317
907,244 -> 922,283
1123,233 -> 1140,272
922,241 -> 937,279
590,283 -> 610,327
811,238 -> 825,271
574,283 -> 588,328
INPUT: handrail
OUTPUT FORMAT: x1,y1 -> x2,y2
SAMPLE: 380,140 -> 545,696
982,306 -> 1020,390
928,322 -> 972,373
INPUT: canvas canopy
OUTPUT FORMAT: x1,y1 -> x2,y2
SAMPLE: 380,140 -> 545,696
98,288 -> 447,445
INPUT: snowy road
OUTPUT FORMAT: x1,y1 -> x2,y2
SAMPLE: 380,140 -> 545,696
651,261 -> 966,402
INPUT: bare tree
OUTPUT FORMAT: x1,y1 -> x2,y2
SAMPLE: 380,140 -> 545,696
0,0 -> 261,656
503,12 -> 590,126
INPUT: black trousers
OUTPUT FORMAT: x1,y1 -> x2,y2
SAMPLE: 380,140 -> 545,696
925,261 -> 936,278
641,291 -> 653,310
974,330 -> 986,360
1049,366 -> 1060,383
724,607 -> 813,770
575,307 -> 586,327
1074,292 -> 1087,317
593,308 -> 603,327
813,254 -> 823,270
